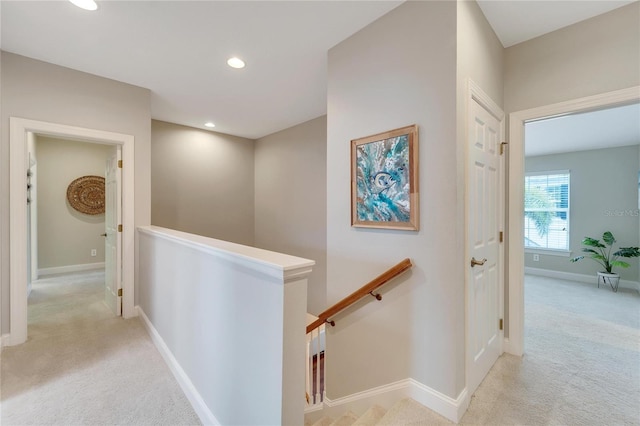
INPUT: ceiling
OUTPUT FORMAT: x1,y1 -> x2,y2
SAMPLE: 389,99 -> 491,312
0,0 -> 636,139
525,103 -> 640,157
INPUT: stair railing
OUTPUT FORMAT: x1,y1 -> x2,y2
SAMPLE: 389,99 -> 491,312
305,258 -> 413,407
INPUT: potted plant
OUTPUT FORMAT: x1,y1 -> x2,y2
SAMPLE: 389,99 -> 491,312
570,231 -> 640,292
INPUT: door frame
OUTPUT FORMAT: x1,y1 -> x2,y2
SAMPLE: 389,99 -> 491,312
7,117 -> 135,346
465,79 -> 505,393
505,86 -> 640,356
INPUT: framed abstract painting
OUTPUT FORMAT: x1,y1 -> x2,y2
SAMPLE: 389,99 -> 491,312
351,124 -> 419,230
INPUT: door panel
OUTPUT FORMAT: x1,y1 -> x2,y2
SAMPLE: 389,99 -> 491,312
105,149 -> 122,316
468,96 -> 503,394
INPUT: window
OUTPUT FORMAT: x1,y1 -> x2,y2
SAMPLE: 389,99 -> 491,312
524,172 -> 570,250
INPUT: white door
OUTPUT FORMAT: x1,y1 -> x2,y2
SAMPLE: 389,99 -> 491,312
105,149 -> 122,316
467,94 -> 503,394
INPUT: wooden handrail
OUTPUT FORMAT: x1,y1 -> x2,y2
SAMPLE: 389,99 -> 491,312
306,258 -> 413,334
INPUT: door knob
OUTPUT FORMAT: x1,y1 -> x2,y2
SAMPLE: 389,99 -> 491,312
470,257 -> 487,267
100,233 -> 107,237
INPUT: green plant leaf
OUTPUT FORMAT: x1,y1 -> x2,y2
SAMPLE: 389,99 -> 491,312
611,260 -> 630,269
581,248 -> 599,254
614,247 -> 640,258
582,237 -> 605,248
602,231 -> 616,246
571,232 -> 636,274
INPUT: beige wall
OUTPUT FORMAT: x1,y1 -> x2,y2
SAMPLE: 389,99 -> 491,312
1,51 -> 151,333
505,2 -> 640,113
254,116 -> 327,315
525,145 -> 640,281
36,136 -> 113,270
327,1 -> 463,399
151,120 -> 255,246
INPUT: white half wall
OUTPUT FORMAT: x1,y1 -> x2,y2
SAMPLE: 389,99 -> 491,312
137,226 -> 313,425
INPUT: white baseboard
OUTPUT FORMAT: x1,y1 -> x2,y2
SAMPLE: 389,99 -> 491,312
502,337 -> 523,357
319,378 -> 468,423
38,262 -> 105,276
1,333 -> 10,348
525,267 -> 640,292
136,306 -> 220,426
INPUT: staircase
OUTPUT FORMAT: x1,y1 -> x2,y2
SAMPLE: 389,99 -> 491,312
305,398 -> 453,426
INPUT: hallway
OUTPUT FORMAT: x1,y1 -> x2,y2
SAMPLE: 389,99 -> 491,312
0,270 -> 200,425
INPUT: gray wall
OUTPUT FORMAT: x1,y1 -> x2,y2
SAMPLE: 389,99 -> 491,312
326,0 -> 502,401
525,145 -> 640,281
151,120 -> 255,247
254,116 -> 327,315
36,136 -> 113,270
1,52 -> 151,333
505,2 -> 640,113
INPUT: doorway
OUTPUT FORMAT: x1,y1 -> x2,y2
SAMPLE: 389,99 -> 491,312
506,86 -> 640,356
7,118 -> 135,346
28,135 -> 118,318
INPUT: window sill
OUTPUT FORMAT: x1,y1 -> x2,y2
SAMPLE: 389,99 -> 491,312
525,248 -> 572,257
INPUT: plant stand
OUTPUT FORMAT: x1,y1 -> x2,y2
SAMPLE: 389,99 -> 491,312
597,271 -> 620,293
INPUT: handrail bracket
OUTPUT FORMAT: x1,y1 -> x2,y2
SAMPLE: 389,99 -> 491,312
369,291 -> 382,301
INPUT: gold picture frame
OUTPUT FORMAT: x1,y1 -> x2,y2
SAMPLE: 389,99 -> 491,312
351,124 -> 419,230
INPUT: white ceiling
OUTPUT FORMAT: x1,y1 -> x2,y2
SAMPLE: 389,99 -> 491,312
525,103 -> 640,157
476,0 -> 636,48
0,0 -> 636,139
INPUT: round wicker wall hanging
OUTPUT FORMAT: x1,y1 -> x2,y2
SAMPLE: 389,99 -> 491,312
66,175 -> 105,215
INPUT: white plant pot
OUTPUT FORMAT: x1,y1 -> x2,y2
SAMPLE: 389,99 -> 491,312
597,271 -> 620,292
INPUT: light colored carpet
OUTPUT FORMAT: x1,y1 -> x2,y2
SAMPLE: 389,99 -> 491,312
308,275 -> 640,425
0,270 -> 201,426
461,275 -> 640,425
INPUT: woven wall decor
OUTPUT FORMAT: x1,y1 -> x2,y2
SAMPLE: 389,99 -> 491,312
66,175 -> 105,215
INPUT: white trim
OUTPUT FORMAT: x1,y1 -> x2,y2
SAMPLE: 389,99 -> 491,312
469,79 -> 505,121
507,86 -> 640,357
525,267 -> 640,292
8,118 -> 136,346
319,379 -> 468,423
137,226 -> 315,282
136,306 -> 220,426
38,262 -> 105,277
1,334 -> 10,348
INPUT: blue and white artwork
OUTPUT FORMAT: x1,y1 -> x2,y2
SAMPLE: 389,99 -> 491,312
355,134 -> 411,223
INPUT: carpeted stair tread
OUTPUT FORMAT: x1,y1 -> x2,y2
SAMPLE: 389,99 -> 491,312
312,416 -> 334,426
377,398 -> 453,425
352,404 -> 387,425
330,411 -> 359,426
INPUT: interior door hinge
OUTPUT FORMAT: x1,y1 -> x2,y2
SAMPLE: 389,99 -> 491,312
118,224 -> 123,232
499,318 -> 504,330
118,160 -> 123,168
117,288 -> 123,297
500,142 -> 508,155
499,231 -> 503,243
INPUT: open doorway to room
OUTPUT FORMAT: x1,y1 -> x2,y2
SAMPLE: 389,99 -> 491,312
522,102 -> 640,344
27,134 -> 119,338
507,98 -> 640,421
8,118 -> 135,347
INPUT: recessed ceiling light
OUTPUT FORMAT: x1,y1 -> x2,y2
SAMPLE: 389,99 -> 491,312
69,0 -> 98,11
204,122 -> 216,128
227,57 -> 245,69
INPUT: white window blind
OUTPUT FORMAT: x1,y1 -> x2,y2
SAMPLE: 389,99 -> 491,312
524,172 -> 570,250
